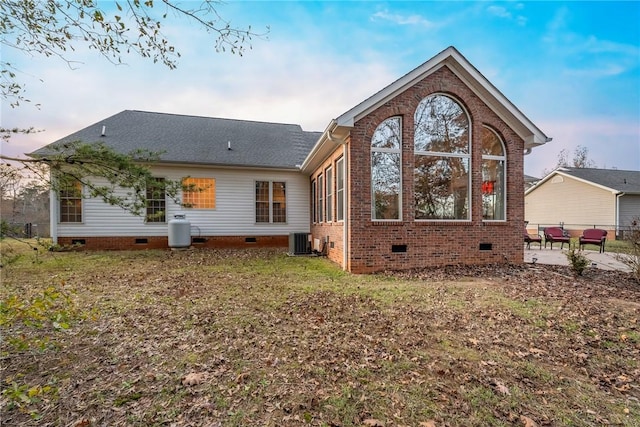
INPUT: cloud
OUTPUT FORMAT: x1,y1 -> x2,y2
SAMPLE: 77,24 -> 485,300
487,5 -> 511,19
370,10 -> 436,28
1,27 -> 399,160
486,4 -> 527,26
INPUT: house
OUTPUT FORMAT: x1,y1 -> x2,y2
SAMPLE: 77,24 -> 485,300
32,46 -> 551,273
525,167 -> 640,239
524,174 -> 540,190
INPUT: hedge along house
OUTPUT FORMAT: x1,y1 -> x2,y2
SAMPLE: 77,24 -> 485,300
32,46 -> 550,272
302,46 -> 550,273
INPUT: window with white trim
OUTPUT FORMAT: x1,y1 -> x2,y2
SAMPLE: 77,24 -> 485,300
256,181 -> 287,223
325,166 -> 333,222
371,116 -> 402,220
146,177 -> 166,223
182,177 -> 215,209
414,94 -> 470,220
317,174 -> 324,223
336,157 -> 344,222
311,179 -> 317,223
59,180 -> 82,223
481,127 -> 506,221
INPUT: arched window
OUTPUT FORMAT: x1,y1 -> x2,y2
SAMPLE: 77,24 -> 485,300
481,127 -> 506,221
371,116 -> 402,220
414,94 -> 470,220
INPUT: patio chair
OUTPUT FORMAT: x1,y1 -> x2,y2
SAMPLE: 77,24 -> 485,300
524,228 -> 543,249
544,227 -> 571,250
579,228 -> 607,253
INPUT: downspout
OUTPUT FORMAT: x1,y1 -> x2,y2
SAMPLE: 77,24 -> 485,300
326,126 -> 349,271
615,192 -> 625,238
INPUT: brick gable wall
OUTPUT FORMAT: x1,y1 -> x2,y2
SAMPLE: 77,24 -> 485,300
345,65 -> 525,273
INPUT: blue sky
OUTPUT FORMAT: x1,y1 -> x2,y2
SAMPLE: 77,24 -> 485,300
2,1 -> 639,176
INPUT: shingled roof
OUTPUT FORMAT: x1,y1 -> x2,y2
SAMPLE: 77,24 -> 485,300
558,167 -> 640,194
528,167 -> 640,195
31,110 -> 322,170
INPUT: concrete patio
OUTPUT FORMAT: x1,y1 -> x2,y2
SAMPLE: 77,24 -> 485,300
524,246 -> 631,272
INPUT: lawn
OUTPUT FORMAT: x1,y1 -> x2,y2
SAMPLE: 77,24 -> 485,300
1,240 -> 639,426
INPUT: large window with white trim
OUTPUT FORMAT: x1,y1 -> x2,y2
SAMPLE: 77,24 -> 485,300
371,116 -> 402,220
481,127 -> 506,221
414,94 -> 470,220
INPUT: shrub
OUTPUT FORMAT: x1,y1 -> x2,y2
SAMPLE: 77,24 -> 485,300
615,218 -> 640,283
566,247 -> 590,276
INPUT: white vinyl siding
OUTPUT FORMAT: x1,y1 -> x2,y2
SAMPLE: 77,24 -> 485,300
525,175 -> 616,227
55,166 -> 310,238
619,195 -> 640,228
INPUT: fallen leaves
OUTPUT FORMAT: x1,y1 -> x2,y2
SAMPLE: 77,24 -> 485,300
3,249 -> 639,426
520,415 -> 537,427
181,372 -> 207,386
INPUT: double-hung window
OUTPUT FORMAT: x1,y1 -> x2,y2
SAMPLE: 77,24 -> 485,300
146,177 -> 166,223
59,180 -> 82,223
371,116 -> 402,220
414,94 -> 470,220
256,181 -> 286,223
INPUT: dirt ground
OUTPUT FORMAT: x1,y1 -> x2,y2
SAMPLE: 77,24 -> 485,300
1,248 -> 639,426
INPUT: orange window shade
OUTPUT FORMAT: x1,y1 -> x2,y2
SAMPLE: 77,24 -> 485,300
182,178 -> 216,209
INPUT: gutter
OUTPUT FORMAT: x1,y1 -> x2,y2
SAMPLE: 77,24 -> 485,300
300,120 -> 342,172
524,136 -> 553,155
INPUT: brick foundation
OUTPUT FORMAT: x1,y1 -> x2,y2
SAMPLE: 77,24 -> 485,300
57,235 -> 289,251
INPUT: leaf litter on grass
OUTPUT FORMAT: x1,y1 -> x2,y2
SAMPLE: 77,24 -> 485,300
1,247 -> 638,426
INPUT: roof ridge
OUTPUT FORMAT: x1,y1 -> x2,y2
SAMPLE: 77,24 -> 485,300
126,109 -> 310,129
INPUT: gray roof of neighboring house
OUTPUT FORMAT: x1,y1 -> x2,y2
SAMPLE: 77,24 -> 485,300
559,167 -> 640,194
30,110 -> 322,170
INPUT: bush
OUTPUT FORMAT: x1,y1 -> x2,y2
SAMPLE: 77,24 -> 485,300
566,247 -> 590,276
615,218 -> 640,283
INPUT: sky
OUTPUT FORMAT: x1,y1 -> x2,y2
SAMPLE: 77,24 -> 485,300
1,1 -> 639,177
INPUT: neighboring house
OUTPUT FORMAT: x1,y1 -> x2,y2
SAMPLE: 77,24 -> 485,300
524,174 -> 540,190
525,167 -> 640,238
32,46 -> 551,273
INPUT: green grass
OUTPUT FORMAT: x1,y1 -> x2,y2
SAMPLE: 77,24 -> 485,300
1,240 -> 639,427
